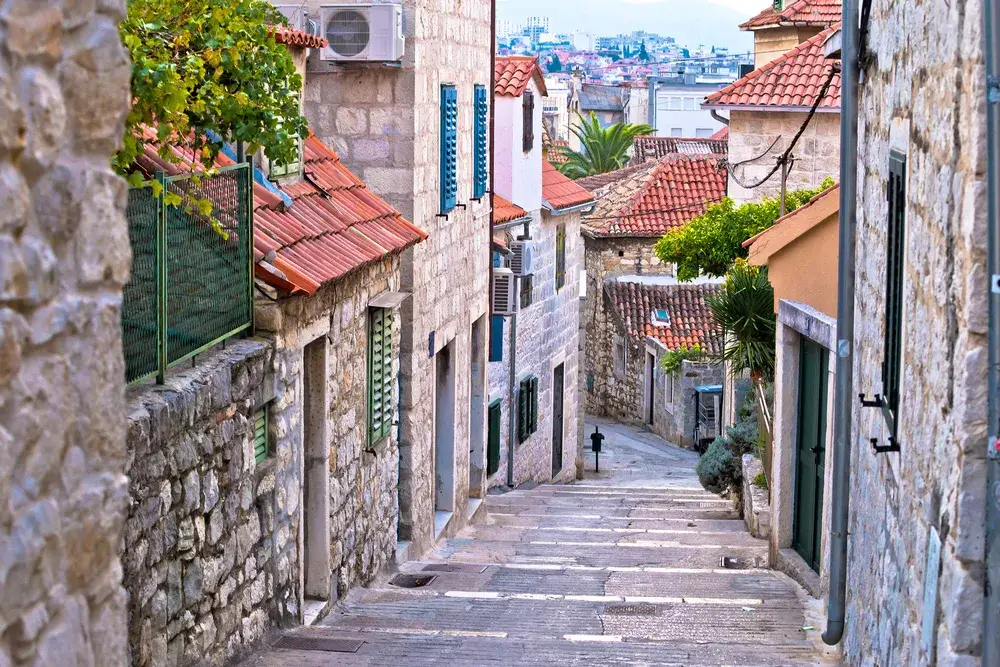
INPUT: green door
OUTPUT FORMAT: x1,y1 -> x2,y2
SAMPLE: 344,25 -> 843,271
793,338 -> 828,572
487,400 -> 502,477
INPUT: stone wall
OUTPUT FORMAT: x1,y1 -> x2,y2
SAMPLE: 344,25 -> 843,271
651,356 -> 723,449
122,342 -> 291,666
487,210 -> 583,487
0,1 -> 132,664
582,236 -> 673,417
727,110 -> 840,204
752,26 -> 823,69
847,0 -> 987,664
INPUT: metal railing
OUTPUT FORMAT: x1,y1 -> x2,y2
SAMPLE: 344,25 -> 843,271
122,164 -> 254,384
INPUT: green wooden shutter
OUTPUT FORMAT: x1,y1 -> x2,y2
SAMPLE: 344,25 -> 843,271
368,307 -> 394,444
440,84 -> 458,213
555,224 -> 566,289
473,85 -> 488,200
518,378 -> 529,443
520,274 -> 533,309
522,91 -> 534,152
529,376 -> 539,434
489,315 -> 504,362
487,400 -> 502,476
253,406 -> 269,464
882,150 -> 906,438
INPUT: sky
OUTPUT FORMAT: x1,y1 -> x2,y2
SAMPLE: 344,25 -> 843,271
498,0 -> 767,52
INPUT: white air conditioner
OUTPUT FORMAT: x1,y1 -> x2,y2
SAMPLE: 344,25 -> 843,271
320,4 -> 404,62
275,4 -> 307,32
493,268 -> 519,316
507,240 -> 534,276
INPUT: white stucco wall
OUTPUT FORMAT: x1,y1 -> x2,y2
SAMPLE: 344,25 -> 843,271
653,83 -> 727,137
494,77 -> 543,212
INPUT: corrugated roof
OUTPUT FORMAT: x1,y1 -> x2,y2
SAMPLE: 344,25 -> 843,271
630,136 -> 728,165
542,160 -> 596,211
270,25 -> 328,49
583,155 -> 727,238
740,0 -> 841,30
495,56 -> 548,97
704,25 -> 841,110
493,193 -> 530,223
135,131 -> 426,296
605,281 -> 723,354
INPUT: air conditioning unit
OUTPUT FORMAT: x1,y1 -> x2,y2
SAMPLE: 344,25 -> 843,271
274,4 -> 307,32
508,240 -> 534,276
493,268 -> 519,316
320,4 -> 404,62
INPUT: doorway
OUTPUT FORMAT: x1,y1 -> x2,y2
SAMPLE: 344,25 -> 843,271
468,318 -> 487,498
552,364 -> 565,478
302,337 -> 331,600
793,338 -> 828,572
434,341 -> 456,521
645,351 -> 655,425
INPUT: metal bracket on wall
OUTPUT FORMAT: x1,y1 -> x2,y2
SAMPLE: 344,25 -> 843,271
859,393 -> 883,408
870,437 -> 900,455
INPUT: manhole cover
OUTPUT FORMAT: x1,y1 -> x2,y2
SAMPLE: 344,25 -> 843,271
603,603 -> 659,616
390,573 -> 437,588
422,563 -> 489,573
272,636 -> 364,653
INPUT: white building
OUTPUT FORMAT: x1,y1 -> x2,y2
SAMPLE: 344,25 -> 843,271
571,32 -> 596,51
650,78 -> 730,137
542,77 -> 571,142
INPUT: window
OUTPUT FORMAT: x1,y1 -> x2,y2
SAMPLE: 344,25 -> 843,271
253,405 -> 270,464
522,91 -> 535,152
612,333 -> 627,379
666,373 -> 675,405
881,150 -> 907,440
695,128 -> 714,138
520,274 -> 533,308
555,224 -> 566,289
670,127 -> 683,137
487,400 -> 502,476
489,315 -> 504,362
517,375 -> 539,443
683,97 -> 696,111
651,309 -> 670,327
367,307 -> 395,444
669,96 -> 683,110
440,84 -> 458,213
473,84 -> 488,200
269,137 -> 302,180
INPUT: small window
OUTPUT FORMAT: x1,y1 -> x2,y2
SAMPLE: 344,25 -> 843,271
522,91 -> 535,152
881,150 -> 907,440
695,128 -> 714,138
440,84 -> 458,213
612,334 -> 627,379
666,374 -> 675,405
489,315 -> 504,362
253,405 -> 270,464
520,274 -> 533,308
555,224 -> 566,289
670,96 -> 682,110
269,137 -> 302,180
517,376 -> 539,443
473,84 -> 489,199
651,309 -> 670,327
670,127 -> 683,137
367,307 -> 395,444
683,97 -> 696,111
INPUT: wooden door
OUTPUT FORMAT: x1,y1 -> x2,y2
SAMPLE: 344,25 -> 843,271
552,365 -> 564,478
793,338 -> 828,572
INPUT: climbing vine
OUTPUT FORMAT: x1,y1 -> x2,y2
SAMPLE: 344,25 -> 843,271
659,344 -> 704,375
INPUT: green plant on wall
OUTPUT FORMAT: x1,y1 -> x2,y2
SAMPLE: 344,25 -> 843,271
653,178 -> 835,281
706,260 -> 776,382
116,0 -> 308,177
660,344 -> 704,375
557,112 -> 654,179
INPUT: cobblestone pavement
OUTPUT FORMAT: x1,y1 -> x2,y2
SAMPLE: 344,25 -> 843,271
241,418 -> 829,666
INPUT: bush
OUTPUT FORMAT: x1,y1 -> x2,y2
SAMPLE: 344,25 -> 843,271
726,419 -> 758,458
752,472 -> 768,490
696,437 -> 741,494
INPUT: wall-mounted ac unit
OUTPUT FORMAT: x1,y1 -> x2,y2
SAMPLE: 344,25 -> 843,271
493,268 -> 518,316
508,240 -> 534,276
320,4 -> 404,62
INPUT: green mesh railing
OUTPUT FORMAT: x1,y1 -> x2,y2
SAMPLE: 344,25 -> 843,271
122,164 -> 253,384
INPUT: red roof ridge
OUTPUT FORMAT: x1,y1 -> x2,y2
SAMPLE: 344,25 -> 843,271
270,25 -> 328,50
740,0 -> 841,30
495,56 -> 548,97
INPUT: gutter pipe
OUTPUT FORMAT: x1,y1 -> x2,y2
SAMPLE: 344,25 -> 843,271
710,109 -> 729,126
982,0 -> 1000,660
823,0 -> 859,647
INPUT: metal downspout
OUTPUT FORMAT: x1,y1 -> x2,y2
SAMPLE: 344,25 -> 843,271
981,0 -> 1000,660
507,312 -> 517,487
710,109 -> 729,126
823,0 -> 860,647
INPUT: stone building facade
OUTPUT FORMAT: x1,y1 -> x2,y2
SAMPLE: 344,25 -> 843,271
0,1 -> 132,664
650,355 -> 724,449
842,1 -> 988,663
299,0 -> 493,554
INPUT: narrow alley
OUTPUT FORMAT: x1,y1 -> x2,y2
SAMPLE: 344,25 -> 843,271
243,419 -> 827,666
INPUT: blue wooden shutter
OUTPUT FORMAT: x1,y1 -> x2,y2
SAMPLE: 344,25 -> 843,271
881,151 -> 906,439
473,85 -> 488,200
440,84 -> 458,213
489,315 -> 504,362
368,307 -> 394,443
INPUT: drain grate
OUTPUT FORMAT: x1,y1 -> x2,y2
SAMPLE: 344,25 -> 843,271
272,636 -> 365,653
720,556 -> 760,570
422,563 -> 489,574
603,603 -> 659,616
390,573 -> 437,588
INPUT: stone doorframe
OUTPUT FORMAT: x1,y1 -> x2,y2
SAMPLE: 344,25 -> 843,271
770,300 -> 837,599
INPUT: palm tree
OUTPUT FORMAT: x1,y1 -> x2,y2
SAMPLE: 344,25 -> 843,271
706,261 -> 776,382
557,112 -> 654,179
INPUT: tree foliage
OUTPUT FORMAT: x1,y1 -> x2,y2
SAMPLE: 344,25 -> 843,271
116,0 -> 308,175
638,40 -> 650,61
653,178 -> 835,281
547,54 -> 562,73
557,112 -> 654,179
660,344 -> 705,375
706,261 -> 776,382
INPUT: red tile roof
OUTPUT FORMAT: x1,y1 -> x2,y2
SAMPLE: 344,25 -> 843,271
135,132 -> 426,296
704,25 -> 841,110
495,56 -> 548,97
709,126 -> 729,141
270,25 -> 328,49
542,160 -> 595,211
493,194 -> 530,223
576,161 -> 656,194
583,155 -> 727,238
605,281 -> 723,354
740,0 -> 842,30
630,136 -> 727,165
546,139 -> 570,165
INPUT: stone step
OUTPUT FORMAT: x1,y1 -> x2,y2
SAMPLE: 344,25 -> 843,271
488,512 -> 749,532
461,524 -> 766,548
506,485 -> 719,499
486,505 -> 741,521
489,495 -> 733,509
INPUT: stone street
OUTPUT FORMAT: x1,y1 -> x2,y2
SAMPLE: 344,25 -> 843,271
240,418 -> 829,666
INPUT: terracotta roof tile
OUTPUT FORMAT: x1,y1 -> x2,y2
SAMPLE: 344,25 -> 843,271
704,25 -> 841,110
547,139 -> 570,165
270,25 -> 328,49
576,161 -> 657,194
493,194 -> 530,223
605,281 -> 723,354
495,56 -> 547,97
709,126 -> 729,141
740,0 -> 841,30
542,160 -> 595,211
583,155 -> 727,238
630,136 -> 727,165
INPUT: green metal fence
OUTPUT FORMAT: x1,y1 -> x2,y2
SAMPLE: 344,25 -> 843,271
122,164 -> 254,384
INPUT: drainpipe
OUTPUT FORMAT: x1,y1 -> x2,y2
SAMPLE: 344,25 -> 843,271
506,312 -> 518,487
823,0 -> 860,647
710,109 -> 729,126
981,0 -> 1000,659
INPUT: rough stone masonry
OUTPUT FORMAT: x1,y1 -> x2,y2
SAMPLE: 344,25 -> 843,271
0,0 -> 133,664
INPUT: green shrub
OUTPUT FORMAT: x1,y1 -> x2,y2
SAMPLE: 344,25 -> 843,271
726,420 -> 758,457
752,472 -> 768,490
696,437 -> 741,494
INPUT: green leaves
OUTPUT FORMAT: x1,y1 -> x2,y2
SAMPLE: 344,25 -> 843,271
654,178 -> 835,281
705,261 -> 776,382
557,112 -> 654,179
116,0 -> 308,175
660,344 -> 705,374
